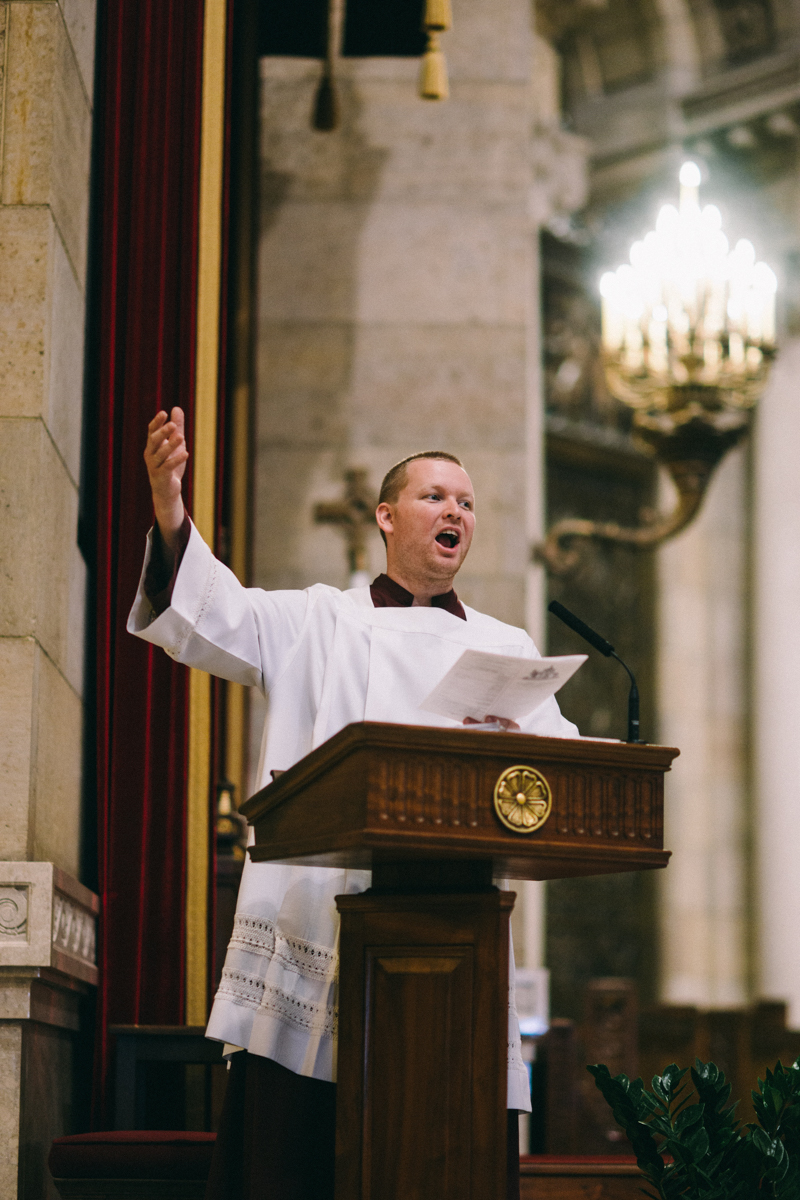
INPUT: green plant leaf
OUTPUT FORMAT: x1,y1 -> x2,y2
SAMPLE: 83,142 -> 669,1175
589,1057 -> 800,1200
587,1065 -> 666,1185
674,1104 -> 704,1131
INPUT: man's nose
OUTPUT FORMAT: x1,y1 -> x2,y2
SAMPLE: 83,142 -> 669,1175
443,502 -> 461,521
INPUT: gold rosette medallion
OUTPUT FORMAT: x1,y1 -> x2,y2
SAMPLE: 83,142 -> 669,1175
493,766 -> 552,834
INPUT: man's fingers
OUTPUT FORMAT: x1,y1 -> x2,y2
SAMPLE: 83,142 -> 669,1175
161,444 -> 189,467
462,714 -> 520,731
148,410 -> 169,433
145,422 -> 174,456
147,424 -> 180,454
150,431 -> 186,469
485,715 -> 521,731
146,409 -> 184,452
145,408 -> 186,517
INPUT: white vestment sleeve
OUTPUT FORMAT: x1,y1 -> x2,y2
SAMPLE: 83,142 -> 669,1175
127,520 -> 313,693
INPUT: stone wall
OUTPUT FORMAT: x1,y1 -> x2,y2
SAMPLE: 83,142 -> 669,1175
254,0 -> 542,627
0,0 -> 94,878
0,3 -> 97,1195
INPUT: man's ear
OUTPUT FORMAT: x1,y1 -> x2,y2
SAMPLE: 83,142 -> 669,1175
375,502 -> 394,539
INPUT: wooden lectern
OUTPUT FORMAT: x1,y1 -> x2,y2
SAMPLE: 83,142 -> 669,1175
241,723 -> 678,1200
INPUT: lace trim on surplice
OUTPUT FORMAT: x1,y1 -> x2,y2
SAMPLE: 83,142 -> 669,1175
217,968 -> 337,1038
228,912 -> 338,982
507,979 -> 524,1072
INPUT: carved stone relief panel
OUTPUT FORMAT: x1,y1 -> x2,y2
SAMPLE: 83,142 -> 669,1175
0,863 -> 98,985
52,892 -> 97,967
0,885 -> 28,941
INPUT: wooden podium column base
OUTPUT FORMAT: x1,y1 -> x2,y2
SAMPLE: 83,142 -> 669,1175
335,861 -> 513,1200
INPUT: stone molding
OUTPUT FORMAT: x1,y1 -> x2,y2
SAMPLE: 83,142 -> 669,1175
682,47 -> 800,133
0,862 -> 98,986
529,121 -> 589,229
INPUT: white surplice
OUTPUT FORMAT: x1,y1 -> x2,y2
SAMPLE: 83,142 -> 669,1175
128,521 -> 580,1110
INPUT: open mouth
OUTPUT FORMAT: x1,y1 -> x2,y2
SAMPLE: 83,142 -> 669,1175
435,530 -> 460,549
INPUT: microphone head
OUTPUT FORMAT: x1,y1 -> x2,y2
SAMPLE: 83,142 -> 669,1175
547,600 -> 615,657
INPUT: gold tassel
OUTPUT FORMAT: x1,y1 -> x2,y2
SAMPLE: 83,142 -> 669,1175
423,0 -> 452,31
419,31 -> 449,100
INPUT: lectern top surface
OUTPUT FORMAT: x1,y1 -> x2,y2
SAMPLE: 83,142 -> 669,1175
241,722 -> 679,817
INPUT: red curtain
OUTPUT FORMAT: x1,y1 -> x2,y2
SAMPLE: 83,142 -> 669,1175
88,0 -> 206,1123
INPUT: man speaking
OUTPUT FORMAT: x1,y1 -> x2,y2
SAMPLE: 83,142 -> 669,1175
128,407 -> 579,1199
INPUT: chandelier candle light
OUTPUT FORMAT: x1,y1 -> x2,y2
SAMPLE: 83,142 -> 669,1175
600,161 -> 776,406
537,162 -> 777,574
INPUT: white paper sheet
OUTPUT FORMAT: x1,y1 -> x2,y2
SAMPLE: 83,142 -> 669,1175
419,649 -> 587,723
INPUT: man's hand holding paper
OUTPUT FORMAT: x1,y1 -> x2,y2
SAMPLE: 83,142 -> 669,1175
420,648 -> 586,724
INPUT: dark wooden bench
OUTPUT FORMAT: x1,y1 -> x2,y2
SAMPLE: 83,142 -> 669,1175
49,1026 -> 225,1198
48,1130 -> 215,1199
520,1155 -> 642,1200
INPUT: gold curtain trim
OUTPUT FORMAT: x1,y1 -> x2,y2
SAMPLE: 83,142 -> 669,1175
186,0 -> 228,1028
225,384 -> 253,802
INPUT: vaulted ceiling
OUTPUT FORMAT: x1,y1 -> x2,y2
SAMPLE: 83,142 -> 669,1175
535,0 -> 800,203
538,0 -> 790,97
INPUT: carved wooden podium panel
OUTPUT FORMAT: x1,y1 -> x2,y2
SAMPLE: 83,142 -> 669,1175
243,722 -> 676,879
241,724 -> 678,1200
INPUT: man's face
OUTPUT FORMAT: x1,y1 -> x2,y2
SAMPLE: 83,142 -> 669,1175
377,459 -> 476,586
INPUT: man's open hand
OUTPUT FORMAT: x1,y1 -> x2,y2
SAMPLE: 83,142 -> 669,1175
145,408 -> 188,548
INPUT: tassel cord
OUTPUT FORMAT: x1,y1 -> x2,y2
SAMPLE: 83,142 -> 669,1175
313,0 -> 346,131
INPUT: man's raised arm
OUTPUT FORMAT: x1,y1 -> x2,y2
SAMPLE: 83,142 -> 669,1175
131,404 -> 306,693
144,406 -> 189,564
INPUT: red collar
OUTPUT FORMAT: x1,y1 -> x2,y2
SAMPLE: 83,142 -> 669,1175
369,573 -> 466,621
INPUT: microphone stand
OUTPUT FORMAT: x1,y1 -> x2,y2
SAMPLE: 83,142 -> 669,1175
610,652 -> 640,744
548,601 -> 642,744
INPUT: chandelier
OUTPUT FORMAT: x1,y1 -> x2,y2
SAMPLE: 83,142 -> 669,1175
537,162 -> 777,574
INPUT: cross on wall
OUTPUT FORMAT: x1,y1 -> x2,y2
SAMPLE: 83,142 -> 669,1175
314,468 -> 379,587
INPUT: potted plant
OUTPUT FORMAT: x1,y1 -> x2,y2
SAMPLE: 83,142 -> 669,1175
588,1058 -> 800,1198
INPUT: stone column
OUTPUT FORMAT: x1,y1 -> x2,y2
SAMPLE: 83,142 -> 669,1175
656,449 -> 750,1008
0,2 -> 97,1192
0,865 -> 99,1198
753,339 -> 800,1025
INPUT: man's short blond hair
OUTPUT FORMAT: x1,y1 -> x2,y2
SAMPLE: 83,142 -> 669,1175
378,451 -> 465,507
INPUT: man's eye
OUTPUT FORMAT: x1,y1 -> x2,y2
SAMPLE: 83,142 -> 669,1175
460,500 -> 472,509
427,493 -> 441,501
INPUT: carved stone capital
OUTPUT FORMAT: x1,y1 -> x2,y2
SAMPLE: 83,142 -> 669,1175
0,863 -> 99,987
529,121 -> 589,227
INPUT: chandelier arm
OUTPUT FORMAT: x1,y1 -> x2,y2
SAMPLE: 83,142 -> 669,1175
533,482 -> 704,576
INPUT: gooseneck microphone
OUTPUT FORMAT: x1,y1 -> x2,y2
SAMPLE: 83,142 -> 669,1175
547,600 -> 641,744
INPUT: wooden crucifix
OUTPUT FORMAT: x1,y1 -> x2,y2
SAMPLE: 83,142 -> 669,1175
314,468 -> 379,587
